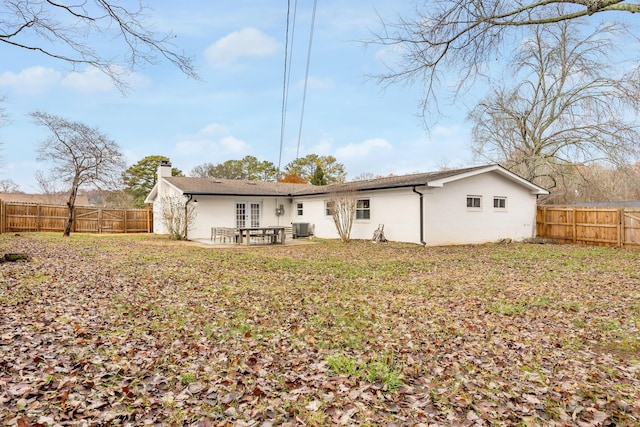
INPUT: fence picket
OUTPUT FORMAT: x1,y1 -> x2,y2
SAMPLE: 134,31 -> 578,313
537,206 -> 640,248
0,200 -> 152,234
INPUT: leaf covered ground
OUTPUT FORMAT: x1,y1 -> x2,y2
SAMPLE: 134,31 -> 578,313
1,233 -> 639,426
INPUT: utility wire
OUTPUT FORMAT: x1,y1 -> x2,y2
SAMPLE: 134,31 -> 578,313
277,0 -> 293,181
295,0 -> 318,160
283,0 -> 298,143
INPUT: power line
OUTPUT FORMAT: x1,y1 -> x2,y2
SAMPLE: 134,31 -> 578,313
277,0 -> 295,180
295,0 -> 318,160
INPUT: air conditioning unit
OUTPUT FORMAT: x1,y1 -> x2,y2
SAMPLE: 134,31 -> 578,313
292,222 -> 311,238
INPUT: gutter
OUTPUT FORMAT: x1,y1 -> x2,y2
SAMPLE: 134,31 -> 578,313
412,186 -> 426,246
184,193 -> 195,240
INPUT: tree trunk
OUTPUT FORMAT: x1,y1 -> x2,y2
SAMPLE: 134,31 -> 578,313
64,184 -> 79,237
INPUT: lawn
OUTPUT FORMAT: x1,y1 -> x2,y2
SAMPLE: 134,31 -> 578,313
1,233 -> 639,426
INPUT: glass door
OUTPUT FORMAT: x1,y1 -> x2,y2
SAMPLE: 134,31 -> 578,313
236,202 -> 261,228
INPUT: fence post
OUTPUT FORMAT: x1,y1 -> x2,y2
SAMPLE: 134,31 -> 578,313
620,208 -> 625,248
571,208 -> 576,244
0,200 -> 4,234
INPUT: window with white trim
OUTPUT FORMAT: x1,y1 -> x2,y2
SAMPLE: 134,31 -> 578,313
356,199 -> 371,220
466,195 -> 482,210
296,202 -> 304,216
493,196 -> 507,209
325,201 -> 334,216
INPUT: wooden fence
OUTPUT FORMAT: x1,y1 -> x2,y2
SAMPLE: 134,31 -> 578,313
0,201 -> 153,234
536,206 -> 640,248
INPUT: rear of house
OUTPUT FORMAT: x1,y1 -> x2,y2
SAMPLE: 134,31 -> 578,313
146,163 -> 548,245
291,166 -> 546,245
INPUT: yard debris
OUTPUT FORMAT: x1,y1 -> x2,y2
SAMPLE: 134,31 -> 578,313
372,224 -> 387,243
1,253 -> 29,262
1,233 -> 639,425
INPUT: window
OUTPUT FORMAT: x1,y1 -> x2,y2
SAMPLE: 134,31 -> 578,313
325,201 -> 334,216
356,199 -> 371,220
250,203 -> 260,227
235,203 -> 246,228
296,202 -> 304,216
493,197 -> 507,209
466,195 -> 482,209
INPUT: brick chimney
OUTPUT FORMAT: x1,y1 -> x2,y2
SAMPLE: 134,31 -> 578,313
158,160 -> 172,179
157,161 -> 173,197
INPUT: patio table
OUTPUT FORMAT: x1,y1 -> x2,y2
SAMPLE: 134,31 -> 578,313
236,227 -> 286,245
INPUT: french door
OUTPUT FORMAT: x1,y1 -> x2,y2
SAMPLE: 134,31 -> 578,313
235,202 -> 261,228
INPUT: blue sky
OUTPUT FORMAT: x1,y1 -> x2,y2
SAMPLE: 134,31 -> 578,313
2,1 -> 488,191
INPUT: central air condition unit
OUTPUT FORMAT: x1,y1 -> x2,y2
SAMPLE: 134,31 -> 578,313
292,222 -> 310,238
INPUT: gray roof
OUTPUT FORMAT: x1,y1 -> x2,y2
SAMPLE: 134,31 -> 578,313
164,177 -> 313,196
162,164 -> 549,197
298,165 -> 492,195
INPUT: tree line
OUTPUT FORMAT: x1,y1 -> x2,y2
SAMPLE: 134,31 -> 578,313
123,154 -> 347,208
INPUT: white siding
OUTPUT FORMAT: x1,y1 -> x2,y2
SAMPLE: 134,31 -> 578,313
293,172 -> 538,245
293,188 -> 423,244
150,168 -> 541,245
151,185 -> 183,235
186,196 -> 294,240
424,172 -> 538,245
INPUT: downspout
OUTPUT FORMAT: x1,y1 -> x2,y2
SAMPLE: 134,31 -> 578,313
412,186 -> 426,246
184,194 -> 194,240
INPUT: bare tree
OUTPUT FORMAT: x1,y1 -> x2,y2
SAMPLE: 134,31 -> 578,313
351,172 -> 377,182
0,178 -> 20,193
369,1 -> 640,118
31,111 -> 125,237
0,96 -> 5,163
1,1 -> 197,90
552,163 -> 640,203
159,195 -> 197,240
328,191 -> 357,243
467,20 -> 640,195
35,170 -> 64,195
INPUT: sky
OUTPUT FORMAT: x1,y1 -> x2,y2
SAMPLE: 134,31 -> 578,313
0,1 -> 505,191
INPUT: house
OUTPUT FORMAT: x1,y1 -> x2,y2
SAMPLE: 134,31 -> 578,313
145,163 -> 549,246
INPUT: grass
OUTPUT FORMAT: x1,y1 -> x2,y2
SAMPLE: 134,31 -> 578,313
1,233 -> 639,425
327,353 -> 403,391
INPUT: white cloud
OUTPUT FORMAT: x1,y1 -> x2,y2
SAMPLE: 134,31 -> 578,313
174,123 -> 249,157
61,66 -> 150,93
204,28 -> 280,69
0,65 -> 150,96
335,138 -> 392,159
220,136 -> 247,152
311,136 -> 334,155
62,67 -> 113,93
0,66 -> 61,95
